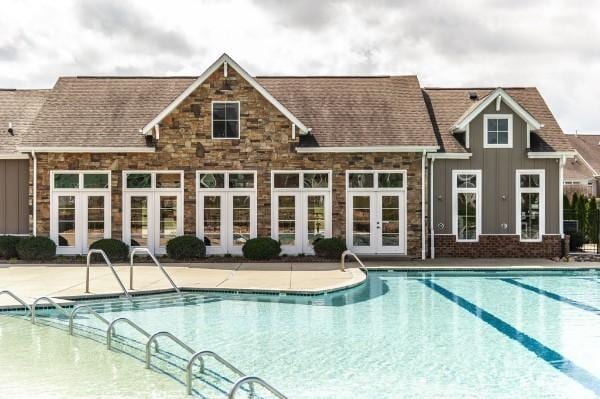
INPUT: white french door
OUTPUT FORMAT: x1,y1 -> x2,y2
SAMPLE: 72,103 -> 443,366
123,192 -> 183,255
347,192 -> 405,254
273,192 -> 330,255
51,192 -> 111,255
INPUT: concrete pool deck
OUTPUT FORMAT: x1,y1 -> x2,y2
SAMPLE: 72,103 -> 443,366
0,258 -> 597,309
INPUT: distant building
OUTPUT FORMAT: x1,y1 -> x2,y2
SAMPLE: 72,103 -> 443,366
565,134 -> 600,197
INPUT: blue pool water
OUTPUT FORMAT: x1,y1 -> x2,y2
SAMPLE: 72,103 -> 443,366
32,271 -> 600,398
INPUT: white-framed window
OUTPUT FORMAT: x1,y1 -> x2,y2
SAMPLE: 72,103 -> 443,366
452,170 -> 481,242
50,171 -> 111,255
122,171 -> 184,254
196,171 -> 257,255
271,170 -> 332,255
516,170 -> 545,242
212,101 -> 240,139
483,114 -> 513,148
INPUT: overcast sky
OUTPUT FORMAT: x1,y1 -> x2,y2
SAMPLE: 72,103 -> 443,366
0,0 -> 597,134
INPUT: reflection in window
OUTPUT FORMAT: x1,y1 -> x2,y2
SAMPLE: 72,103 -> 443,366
457,192 -> 477,240
159,196 -> 177,247
199,173 -> 225,189
58,196 -> 76,246
349,173 -> 374,188
456,174 -> 477,189
83,174 -> 109,189
518,172 -> 543,240
232,195 -> 251,245
130,196 -> 148,246
127,173 -> 152,189
274,173 -> 300,189
352,196 -> 371,246
378,173 -> 403,188
278,196 -> 296,246
203,196 -> 221,246
229,173 -> 254,189
307,195 -> 325,244
303,173 -> 329,188
54,174 -> 79,189
156,173 -> 181,189
87,196 -> 105,247
487,117 -> 510,145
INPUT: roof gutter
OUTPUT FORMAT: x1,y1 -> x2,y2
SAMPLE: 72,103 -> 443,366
0,152 -> 29,160
527,151 -> 576,159
427,152 -> 472,159
16,146 -> 156,153
295,145 -> 439,153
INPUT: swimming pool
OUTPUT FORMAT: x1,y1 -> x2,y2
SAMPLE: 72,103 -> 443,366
2,270 -> 600,398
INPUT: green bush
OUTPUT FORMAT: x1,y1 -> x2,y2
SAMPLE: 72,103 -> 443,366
569,231 -> 585,252
16,236 -> 56,261
90,239 -> 129,262
242,237 -> 281,260
166,235 -> 206,260
313,237 -> 347,259
0,235 -> 23,259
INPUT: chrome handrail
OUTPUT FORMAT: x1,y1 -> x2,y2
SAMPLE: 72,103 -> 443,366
340,250 -> 368,276
31,296 -> 70,325
107,317 -> 157,351
0,290 -> 31,316
145,331 -> 194,369
86,249 -> 131,300
130,247 -> 181,294
68,305 -> 110,336
228,376 -> 287,399
186,350 -> 245,395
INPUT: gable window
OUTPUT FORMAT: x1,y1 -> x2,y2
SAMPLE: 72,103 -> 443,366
212,101 -> 240,139
484,114 -> 513,148
452,170 -> 481,241
516,170 -> 545,241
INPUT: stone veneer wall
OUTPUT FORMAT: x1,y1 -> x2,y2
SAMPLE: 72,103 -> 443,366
434,234 -> 566,258
33,66 -> 425,257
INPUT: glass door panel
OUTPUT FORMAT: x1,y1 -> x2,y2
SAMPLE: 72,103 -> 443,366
86,195 -> 105,249
379,194 -> 401,248
158,196 -> 178,248
352,195 -> 373,248
231,195 -> 251,248
130,196 -> 149,247
58,195 -> 76,248
306,195 -> 325,246
278,195 -> 296,246
203,195 -> 223,248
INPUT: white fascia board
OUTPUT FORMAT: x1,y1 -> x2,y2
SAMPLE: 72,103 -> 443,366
16,146 -> 156,153
0,152 -> 29,159
527,151 -> 577,159
453,88 -> 542,131
573,149 -> 599,176
427,152 -> 472,159
295,145 -> 439,153
142,53 -> 309,134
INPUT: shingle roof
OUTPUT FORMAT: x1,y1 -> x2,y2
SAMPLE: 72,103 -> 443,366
256,76 -> 438,148
0,89 -> 48,154
566,134 -> 600,178
21,77 -> 195,148
422,87 -> 571,153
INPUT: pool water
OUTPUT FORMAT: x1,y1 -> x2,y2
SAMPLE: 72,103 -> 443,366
3,270 -> 600,398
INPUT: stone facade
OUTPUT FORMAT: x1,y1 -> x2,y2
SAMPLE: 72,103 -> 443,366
434,234 -> 566,258
34,66 -> 424,257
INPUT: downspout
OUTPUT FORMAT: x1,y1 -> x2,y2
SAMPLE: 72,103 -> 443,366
421,151 -> 426,260
430,156 -> 436,259
559,155 -> 566,239
31,151 -> 37,236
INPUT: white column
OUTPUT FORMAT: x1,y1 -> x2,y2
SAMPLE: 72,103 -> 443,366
421,151 -> 426,260
430,157 -> 436,259
559,156 -> 566,238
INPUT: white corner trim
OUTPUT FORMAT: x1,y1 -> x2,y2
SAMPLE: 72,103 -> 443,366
427,152 -> 472,159
0,152 -> 29,159
527,151 -> 577,159
16,146 -> 156,153
141,53 -> 309,134
453,88 -> 542,132
296,145 -> 440,153
483,114 -> 513,149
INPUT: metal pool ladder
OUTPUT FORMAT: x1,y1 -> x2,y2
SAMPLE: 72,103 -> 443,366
340,250 -> 369,276
228,376 -> 288,399
129,247 -> 181,294
31,296 -> 71,325
0,290 -> 32,316
86,249 -> 132,300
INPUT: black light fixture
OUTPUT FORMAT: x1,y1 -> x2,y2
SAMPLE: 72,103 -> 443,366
145,134 -> 155,147
7,122 -> 14,135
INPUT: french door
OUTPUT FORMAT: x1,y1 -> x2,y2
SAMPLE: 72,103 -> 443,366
272,192 -> 330,255
347,192 -> 405,254
197,192 -> 256,255
123,192 -> 183,254
51,192 -> 111,255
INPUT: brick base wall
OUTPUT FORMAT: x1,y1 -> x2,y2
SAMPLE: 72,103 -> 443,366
434,234 -> 565,258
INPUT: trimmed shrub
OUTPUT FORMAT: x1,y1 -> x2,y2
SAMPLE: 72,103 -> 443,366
166,235 -> 206,260
90,239 -> 129,262
16,236 -> 56,261
0,235 -> 23,259
313,237 -> 347,259
242,237 -> 281,260
569,231 -> 585,252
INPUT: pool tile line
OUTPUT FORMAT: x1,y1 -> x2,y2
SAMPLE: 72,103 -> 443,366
419,278 -> 600,397
501,278 -> 600,316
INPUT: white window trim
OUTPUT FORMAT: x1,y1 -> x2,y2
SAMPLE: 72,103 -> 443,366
271,170 -> 332,191
345,170 -> 407,192
122,171 -> 185,192
211,101 -> 241,140
52,170 -> 112,191
483,114 -> 513,149
196,170 -> 257,192
516,169 -> 545,242
452,170 -> 482,242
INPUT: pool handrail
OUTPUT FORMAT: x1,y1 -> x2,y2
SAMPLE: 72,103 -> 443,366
107,317 -> 157,351
145,331 -> 194,369
186,350 -> 246,395
86,249 -> 132,300
129,247 -> 181,294
228,376 -> 288,399
0,290 -> 32,316
31,296 -> 70,325
340,250 -> 368,276
68,304 -> 110,336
